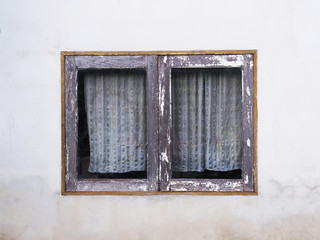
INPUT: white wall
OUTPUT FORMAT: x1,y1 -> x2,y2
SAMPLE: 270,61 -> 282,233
1,0 -> 320,239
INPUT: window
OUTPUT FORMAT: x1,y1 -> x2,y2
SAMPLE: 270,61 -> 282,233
61,51 -> 257,195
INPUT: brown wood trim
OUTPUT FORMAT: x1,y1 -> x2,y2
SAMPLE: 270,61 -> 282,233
61,52 -> 66,194
62,191 -> 258,196
61,50 -> 257,56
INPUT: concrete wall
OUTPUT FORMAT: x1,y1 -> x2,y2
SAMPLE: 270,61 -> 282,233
1,0 -> 320,239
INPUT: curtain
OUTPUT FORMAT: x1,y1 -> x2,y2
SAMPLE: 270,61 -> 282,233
172,68 -> 242,172
84,70 -> 146,173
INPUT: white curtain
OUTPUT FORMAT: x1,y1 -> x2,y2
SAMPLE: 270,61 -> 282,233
84,70 -> 146,173
171,68 -> 242,172
84,68 -> 242,174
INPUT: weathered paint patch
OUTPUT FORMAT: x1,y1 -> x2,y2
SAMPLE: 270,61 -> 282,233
174,55 -> 244,68
159,84 -> 165,116
244,174 -> 249,184
160,150 -> 169,163
218,55 -> 244,67
249,59 -> 254,69
247,139 -> 251,147
222,181 -> 242,190
163,56 -> 167,63
174,186 -> 188,191
205,182 -> 220,191
129,185 -> 148,191
246,86 -> 251,96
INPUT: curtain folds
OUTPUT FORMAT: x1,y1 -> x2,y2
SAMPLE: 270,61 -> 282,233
84,70 -> 146,173
172,68 -> 243,172
84,68 -> 242,174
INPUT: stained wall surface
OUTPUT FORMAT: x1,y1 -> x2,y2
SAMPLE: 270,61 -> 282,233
1,0 -> 320,239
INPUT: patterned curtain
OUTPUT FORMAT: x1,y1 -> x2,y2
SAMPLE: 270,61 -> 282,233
84,69 -> 146,173
171,68 -> 242,172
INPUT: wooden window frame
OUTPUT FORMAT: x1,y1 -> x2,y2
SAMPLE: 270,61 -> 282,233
61,50 -> 257,195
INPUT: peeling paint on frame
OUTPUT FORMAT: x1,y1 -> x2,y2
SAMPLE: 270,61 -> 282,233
61,50 -> 257,195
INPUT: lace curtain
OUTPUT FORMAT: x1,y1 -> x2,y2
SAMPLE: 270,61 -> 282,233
84,68 -> 242,174
84,70 -> 147,173
172,68 -> 242,172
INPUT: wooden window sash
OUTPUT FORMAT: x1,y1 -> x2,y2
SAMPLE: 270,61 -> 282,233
63,55 -> 158,192
158,54 -> 255,192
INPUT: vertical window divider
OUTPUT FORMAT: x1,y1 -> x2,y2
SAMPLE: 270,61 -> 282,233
158,56 -> 172,191
146,55 -> 158,191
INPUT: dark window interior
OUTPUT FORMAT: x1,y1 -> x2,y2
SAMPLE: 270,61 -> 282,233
172,169 -> 241,179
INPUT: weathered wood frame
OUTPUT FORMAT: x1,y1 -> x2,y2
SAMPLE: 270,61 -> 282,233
158,54 -> 255,192
62,54 -> 158,193
61,50 -> 257,195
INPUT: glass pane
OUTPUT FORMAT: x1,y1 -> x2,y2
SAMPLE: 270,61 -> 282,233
78,69 -> 147,179
171,68 -> 242,179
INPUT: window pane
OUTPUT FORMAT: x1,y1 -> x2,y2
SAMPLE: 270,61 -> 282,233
78,69 -> 147,179
171,68 -> 242,179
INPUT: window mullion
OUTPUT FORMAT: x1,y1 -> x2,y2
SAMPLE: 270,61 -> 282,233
158,56 -> 172,191
146,55 -> 158,191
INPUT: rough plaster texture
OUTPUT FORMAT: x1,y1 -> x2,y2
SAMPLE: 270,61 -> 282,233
1,0 -> 320,239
